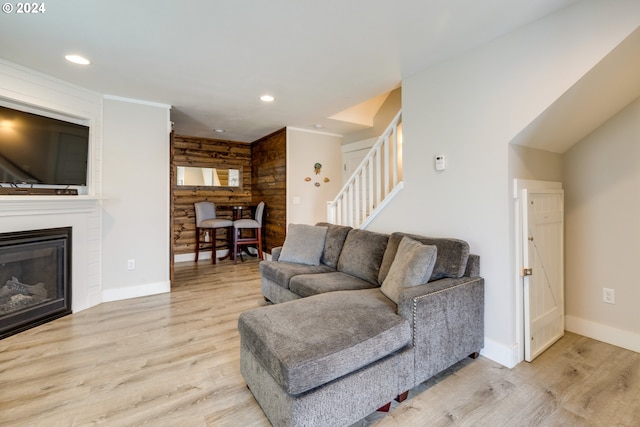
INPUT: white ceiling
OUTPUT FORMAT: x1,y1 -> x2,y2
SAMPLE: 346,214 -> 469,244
511,26 -> 640,154
0,0 -> 579,142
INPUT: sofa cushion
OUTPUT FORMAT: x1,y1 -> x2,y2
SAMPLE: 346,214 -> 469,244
289,271 -> 378,298
237,289 -> 411,395
279,224 -> 328,266
259,261 -> 335,290
380,237 -> 438,303
379,232 -> 470,283
336,229 -> 388,285
315,222 -> 352,268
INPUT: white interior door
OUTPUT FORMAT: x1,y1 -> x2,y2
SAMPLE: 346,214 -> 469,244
342,138 -> 376,184
522,187 -> 564,362
343,148 -> 369,183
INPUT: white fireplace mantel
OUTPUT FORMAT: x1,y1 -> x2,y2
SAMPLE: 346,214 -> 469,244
0,195 -> 102,216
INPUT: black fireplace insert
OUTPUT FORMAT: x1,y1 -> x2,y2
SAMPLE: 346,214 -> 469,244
0,227 -> 72,339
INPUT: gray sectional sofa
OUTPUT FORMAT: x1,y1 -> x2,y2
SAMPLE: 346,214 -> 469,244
238,223 -> 484,427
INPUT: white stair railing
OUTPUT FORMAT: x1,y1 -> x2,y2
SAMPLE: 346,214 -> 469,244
327,110 -> 403,228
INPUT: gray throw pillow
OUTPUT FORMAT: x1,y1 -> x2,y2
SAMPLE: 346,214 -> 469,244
381,237 -> 437,304
278,224 -> 328,266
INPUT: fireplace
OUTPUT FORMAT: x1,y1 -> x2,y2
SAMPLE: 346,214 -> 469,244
0,227 -> 72,339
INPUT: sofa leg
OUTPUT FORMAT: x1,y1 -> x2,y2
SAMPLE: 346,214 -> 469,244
469,352 -> 480,359
377,402 -> 391,412
395,391 -> 409,403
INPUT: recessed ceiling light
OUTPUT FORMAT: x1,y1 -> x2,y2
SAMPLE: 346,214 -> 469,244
259,94 -> 275,102
213,128 -> 225,133
65,54 -> 91,65
313,124 -> 324,129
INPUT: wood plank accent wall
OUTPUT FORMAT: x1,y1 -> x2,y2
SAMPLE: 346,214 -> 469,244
251,128 -> 287,252
171,134 -> 252,256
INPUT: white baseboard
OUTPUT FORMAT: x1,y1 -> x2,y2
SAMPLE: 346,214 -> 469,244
174,249 -> 230,263
175,252 -> 200,263
480,337 -> 520,368
102,281 -> 170,302
566,315 -> 640,353
480,319 -> 640,369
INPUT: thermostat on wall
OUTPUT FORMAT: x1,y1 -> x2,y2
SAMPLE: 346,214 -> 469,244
435,155 -> 446,171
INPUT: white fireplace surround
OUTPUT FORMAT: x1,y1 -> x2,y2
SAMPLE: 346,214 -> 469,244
0,59 -> 171,319
0,196 -> 102,312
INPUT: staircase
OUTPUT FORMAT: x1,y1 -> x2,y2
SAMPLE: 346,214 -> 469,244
327,110 -> 403,228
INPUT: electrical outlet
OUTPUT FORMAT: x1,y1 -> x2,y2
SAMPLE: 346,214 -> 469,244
602,288 -> 615,304
127,259 -> 136,271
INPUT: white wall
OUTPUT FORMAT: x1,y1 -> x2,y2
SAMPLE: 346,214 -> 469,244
509,145 -> 563,183
286,128 -> 343,226
101,97 -> 171,300
369,1 -> 640,367
563,97 -> 640,352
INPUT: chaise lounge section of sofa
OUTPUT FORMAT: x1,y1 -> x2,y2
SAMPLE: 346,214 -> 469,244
238,223 -> 484,427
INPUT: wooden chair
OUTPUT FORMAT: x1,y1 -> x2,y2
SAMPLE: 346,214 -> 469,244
232,202 -> 265,264
194,202 -> 233,264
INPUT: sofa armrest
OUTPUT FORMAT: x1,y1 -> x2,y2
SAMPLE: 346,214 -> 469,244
464,254 -> 480,277
271,246 -> 283,261
397,276 -> 484,385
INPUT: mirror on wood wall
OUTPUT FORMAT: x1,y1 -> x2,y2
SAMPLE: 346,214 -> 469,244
176,166 -> 241,187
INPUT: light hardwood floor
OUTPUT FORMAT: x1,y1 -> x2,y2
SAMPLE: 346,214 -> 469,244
1,259 -> 638,426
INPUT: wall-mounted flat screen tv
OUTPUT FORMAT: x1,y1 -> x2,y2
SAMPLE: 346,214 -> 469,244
0,105 -> 89,186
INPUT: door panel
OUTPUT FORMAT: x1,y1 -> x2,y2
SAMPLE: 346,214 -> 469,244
523,189 -> 564,362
